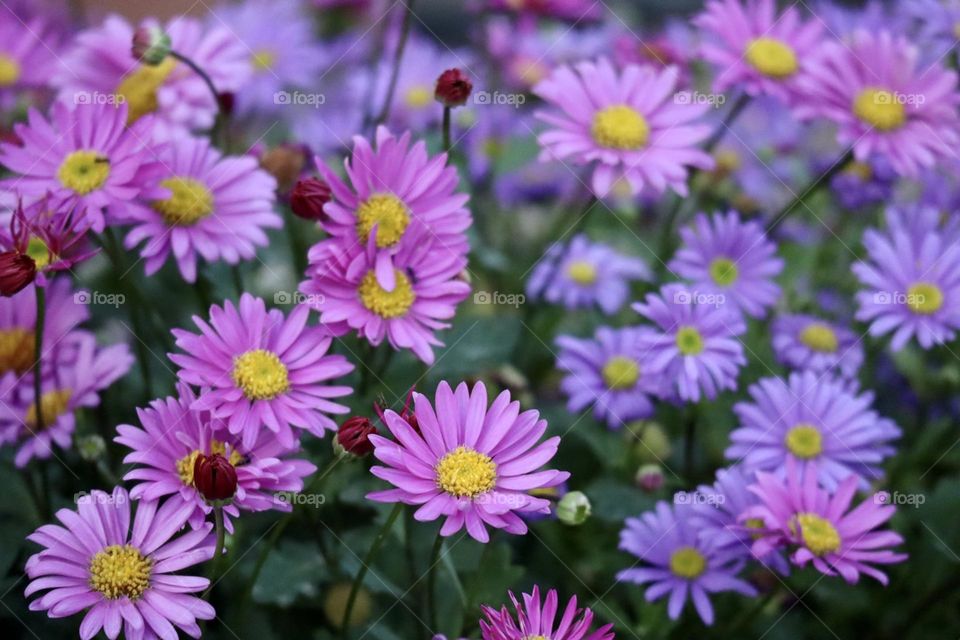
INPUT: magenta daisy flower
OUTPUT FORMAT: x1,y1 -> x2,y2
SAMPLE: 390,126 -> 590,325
694,0 -> 824,103
479,586 -> 614,640
317,126 -> 471,289
743,460 -> 907,584
534,58 -> 714,198
669,211 -> 783,319
795,29 -> 960,176
0,101 -> 166,232
170,294 -> 354,449
116,383 -> 317,532
771,313 -> 864,378
119,135 -> 280,282
633,283 -> 747,402
25,487 -> 215,639
367,381 -> 570,542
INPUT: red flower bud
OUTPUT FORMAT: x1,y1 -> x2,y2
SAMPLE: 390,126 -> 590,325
336,416 -> 377,457
193,453 -> 238,502
0,251 -> 36,297
435,68 -> 473,108
290,177 -> 332,221
131,25 -> 171,65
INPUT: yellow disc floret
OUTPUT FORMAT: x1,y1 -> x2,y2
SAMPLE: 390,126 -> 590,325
784,423 -> 822,459
795,513 -> 841,556
251,49 -> 276,71
906,282 -> 944,315
356,194 -> 411,248
745,37 -> 799,78
25,390 -> 72,432
435,446 -> 497,498
405,85 -> 433,108
358,270 -> 416,318
89,544 -> 153,600
0,53 -> 21,87
0,328 -> 35,375
232,349 -> 290,400
799,322 -> 838,353
153,177 -> 214,226
853,88 -> 906,131
709,257 -> 738,286
566,260 -> 598,285
669,546 -> 707,579
115,57 -> 178,124
591,105 -> 650,150
601,355 -> 639,390
676,326 -> 705,356
58,150 -> 111,195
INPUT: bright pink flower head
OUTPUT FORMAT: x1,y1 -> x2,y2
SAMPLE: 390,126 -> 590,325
480,586 -> 615,640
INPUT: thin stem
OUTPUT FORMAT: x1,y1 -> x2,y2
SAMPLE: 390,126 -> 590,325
286,215 -> 309,277
32,286 -> 46,433
426,529 -> 444,631
170,50 -> 228,149
684,405 -> 698,481
442,106 -> 452,152
341,503 -> 404,637
231,265 -> 244,297
768,149 -> 854,231
702,92 -> 750,154
456,539 -> 492,637
371,0 -> 417,129
203,505 -> 226,599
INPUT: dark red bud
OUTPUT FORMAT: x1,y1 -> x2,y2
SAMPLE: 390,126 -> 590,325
336,416 -> 377,457
435,68 -> 473,108
0,251 -> 36,297
193,453 -> 238,502
290,177 -> 332,221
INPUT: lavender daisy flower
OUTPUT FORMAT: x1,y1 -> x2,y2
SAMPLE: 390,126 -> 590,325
905,0 -> 960,62
618,502 -> 757,625
367,381 -> 570,543
119,135 -> 281,282
555,326 -> 662,428
726,371 -> 900,491
771,314 -> 864,378
170,294 -> 354,449
853,207 -> 960,350
25,487 -> 215,639
694,0 -> 824,103
795,30 -> 960,177
527,234 -> 650,315
633,283 -> 747,402
479,586 -> 615,640
116,383 -> 317,532
669,211 -> 783,319
0,11 -> 61,106
534,58 -> 714,198
743,460 -> 907,584
0,101 -> 166,232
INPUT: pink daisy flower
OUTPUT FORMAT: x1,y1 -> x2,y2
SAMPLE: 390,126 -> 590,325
694,0 -> 824,103
170,294 -> 354,449
25,487 -> 215,639
534,58 -> 714,198
119,135 -> 280,282
116,383 -> 317,533
479,586 -> 615,640
795,30 -> 960,177
367,381 -> 570,543
317,126 -> 471,289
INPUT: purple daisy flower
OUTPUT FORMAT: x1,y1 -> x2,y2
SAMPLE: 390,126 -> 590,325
119,135 -> 280,282
669,211 -> 783,319
367,381 -> 570,543
771,313 -> 864,378
633,283 -> 747,402
694,0 -> 824,103
479,586 -> 615,640
853,207 -> 960,350
527,234 -> 650,315
743,459 -> 907,584
0,11 -> 61,106
830,157 -> 897,210
726,371 -> 900,491
25,486 -> 215,639
116,383 -> 316,532
0,101 -> 166,232
170,294 -> 354,449
905,0 -> 960,62
795,30 -> 960,177
534,58 -> 714,198
555,326 -> 662,429
618,502 -> 757,625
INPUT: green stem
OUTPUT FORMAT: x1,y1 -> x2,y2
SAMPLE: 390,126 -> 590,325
426,529 -> 444,631
231,265 -> 244,297
32,286 -> 45,433
702,92 -> 750,154
371,0 -> 416,129
684,406 -> 698,481
286,214 -> 309,277
170,50 -> 229,149
341,503 -> 404,636
203,505 -> 226,599
442,106 -> 452,152
768,149 -> 854,231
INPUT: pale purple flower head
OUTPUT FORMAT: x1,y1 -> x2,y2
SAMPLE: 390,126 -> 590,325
534,58 -> 714,198
528,234 -> 650,315
771,313 -> 864,378
0,10 -> 62,106
618,502 -> 757,625
633,283 -> 747,402
726,371 -> 900,491
669,211 -> 783,319
119,135 -> 281,282
479,586 -> 615,640
170,294 -> 354,449
25,487 -> 215,639
555,326 -> 662,428
367,381 -> 570,543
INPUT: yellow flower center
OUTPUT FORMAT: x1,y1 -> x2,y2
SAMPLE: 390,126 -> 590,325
744,517 -> 765,540
251,48 -> 276,71
907,282 -> 944,315
799,322 -> 838,353
794,513 -> 841,556
25,390 -> 72,432
356,194 -> 411,248
676,326 -> 705,356
601,355 -> 639,390
153,177 -> 214,226
232,349 -> 290,400
744,37 -> 798,78
0,328 -> 35,375
709,257 -> 738,286
405,85 -> 433,108
358,270 -> 416,318
566,260 -> 598,285
26,237 -> 53,269
523,636 -> 549,640
435,446 -> 497,498
57,150 -> 111,195
115,57 -> 178,124
176,439 -> 244,486
591,105 -> 649,150
844,161 -> 873,180
0,53 -> 21,86
669,546 -> 706,579
853,88 -> 906,131
89,544 -> 153,600
784,423 -> 822,459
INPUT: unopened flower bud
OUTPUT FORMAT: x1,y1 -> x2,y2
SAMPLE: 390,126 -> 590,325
556,490 -> 591,526
435,68 -> 473,108
334,416 -> 377,458
193,453 -> 237,503
132,25 -> 171,65
324,582 -> 371,629
76,434 -> 106,461
635,464 -> 664,493
290,177 -> 332,221
0,251 -> 36,297
260,145 -> 307,194
633,422 -> 671,463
